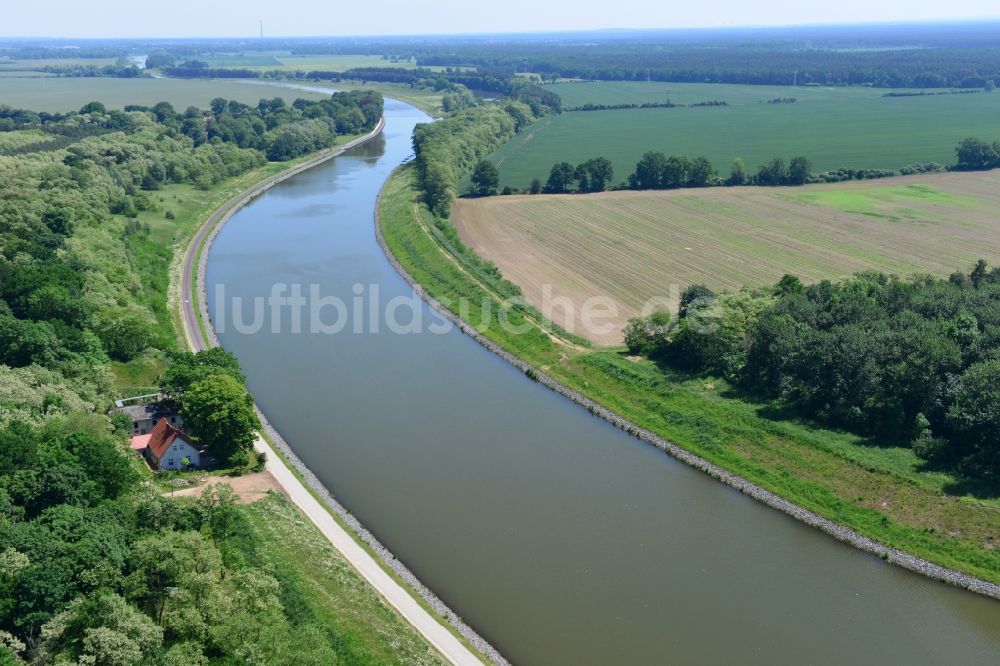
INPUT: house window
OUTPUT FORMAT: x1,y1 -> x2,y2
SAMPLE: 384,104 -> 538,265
133,421 -> 138,428
170,416 -> 176,423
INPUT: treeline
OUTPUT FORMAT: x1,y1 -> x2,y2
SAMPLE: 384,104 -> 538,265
567,100 -> 726,112
883,89 -> 986,98
955,137 -> 1000,171
163,65 -> 258,78
36,63 -> 144,78
624,262 -> 1000,481
569,101 -> 678,112
413,97 -> 558,215
412,41 -> 1000,89
125,91 -> 381,162
512,135 -> 998,197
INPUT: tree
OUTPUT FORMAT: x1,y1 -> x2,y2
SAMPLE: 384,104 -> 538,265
575,157 -> 614,193
631,151 -> 668,189
946,360 -> 1000,478
37,592 -> 163,665
92,309 -> 153,362
529,178 -> 543,194
970,259 -> 989,289
687,157 -> 716,187
544,162 -> 576,193
0,422 -> 38,479
726,157 -> 750,185
470,160 -> 499,196
757,157 -> 789,186
41,209 -> 73,236
181,374 -> 259,462
161,348 -> 246,398
126,531 -> 220,624
144,50 -> 176,70
206,569 -> 290,665
622,310 -> 673,355
79,102 -> 106,115
774,274 -> 805,296
955,137 -> 1000,170
661,155 -> 691,188
788,156 -> 812,185
679,284 -> 716,318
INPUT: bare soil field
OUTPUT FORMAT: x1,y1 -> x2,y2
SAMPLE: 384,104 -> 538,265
452,170 -> 1000,345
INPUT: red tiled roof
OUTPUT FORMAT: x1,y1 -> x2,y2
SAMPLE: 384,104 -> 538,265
147,418 -> 193,460
130,433 -> 152,451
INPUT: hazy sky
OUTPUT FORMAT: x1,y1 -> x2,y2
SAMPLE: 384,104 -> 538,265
4,0 -> 999,38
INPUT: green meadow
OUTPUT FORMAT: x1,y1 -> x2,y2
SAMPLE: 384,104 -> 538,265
484,81 -> 1000,189
0,76 -> 331,112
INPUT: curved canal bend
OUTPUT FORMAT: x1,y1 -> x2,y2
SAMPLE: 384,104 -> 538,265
206,99 -> 1000,665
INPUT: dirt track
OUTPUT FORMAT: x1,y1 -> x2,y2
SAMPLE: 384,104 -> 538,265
164,471 -> 284,503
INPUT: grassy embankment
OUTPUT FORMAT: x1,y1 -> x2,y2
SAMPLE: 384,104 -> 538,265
481,81 -> 1000,189
380,164 -> 1000,585
237,494 -> 446,665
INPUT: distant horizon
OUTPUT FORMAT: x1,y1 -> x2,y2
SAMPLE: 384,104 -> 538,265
3,1 -> 1000,40
3,17 -> 1000,42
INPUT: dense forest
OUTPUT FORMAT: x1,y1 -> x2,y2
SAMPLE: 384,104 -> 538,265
0,90 -> 384,663
624,263 -> 1000,482
413,44 -> 1000,88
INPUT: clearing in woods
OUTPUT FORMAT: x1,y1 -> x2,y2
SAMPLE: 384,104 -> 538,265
452,170 -> 1000,345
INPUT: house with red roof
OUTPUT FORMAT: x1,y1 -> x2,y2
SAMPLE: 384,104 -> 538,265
141,418 -> 206,471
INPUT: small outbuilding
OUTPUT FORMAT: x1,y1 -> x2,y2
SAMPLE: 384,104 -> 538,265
113,400 -> 184,436
143,418 -> 205,471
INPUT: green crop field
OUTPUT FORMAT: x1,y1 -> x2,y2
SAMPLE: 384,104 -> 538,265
189,53 -> 421,71
200,54 -> 286,67
0,76 -> 331,112
483,81 -> 1000,190
0,56 -> 120,72
274,54 -> 419,70
184,52 -> 471,73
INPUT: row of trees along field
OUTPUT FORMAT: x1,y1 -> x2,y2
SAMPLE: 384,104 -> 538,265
624,262 -> 1000,483
403,36 -> 1000,89
495,134 -> 1000,197
412,89 -> 561,215
0,91 -> 386,663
